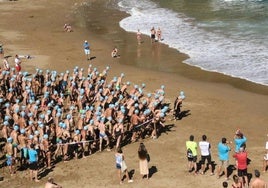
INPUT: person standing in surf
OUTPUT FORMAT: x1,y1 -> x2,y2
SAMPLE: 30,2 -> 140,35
156,27 -> 162,41
150,27 -> 156,43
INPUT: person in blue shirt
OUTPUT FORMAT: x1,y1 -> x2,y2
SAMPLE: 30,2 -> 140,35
28,144 -> 39,182
83,40 -> 90,60
217,137 -> 231,180
234,130 -> 247,153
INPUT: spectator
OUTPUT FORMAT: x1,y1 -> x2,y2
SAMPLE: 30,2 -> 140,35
217,137 -> 231,180
115,148 -> 133,184
138,143 -> 149,179
233,147 -> 248,187
186,135 -> 198,174
199,135 -> 214,175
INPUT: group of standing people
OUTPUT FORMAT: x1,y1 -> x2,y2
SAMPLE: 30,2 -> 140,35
136,27 -> 163,45
0,61 -> 170,183
2,54 -> 22,73
186,130 -> 268,187
115,142 -> 149,184
185,129 -> 265,187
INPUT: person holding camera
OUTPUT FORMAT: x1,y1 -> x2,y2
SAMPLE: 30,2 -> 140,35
217,137 -> 231,180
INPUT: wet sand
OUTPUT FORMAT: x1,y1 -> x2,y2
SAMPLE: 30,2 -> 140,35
0,0 -> 268,187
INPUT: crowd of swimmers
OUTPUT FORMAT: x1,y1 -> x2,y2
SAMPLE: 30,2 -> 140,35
0,62 -> 187,182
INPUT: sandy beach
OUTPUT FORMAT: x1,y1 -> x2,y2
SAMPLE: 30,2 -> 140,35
0,0 -> 268,188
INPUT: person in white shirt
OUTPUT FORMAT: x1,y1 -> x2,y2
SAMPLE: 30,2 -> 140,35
199,134 -> 214,175
14,54 -> 22,72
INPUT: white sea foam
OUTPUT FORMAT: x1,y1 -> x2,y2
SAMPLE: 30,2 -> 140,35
117,0 -> 268,86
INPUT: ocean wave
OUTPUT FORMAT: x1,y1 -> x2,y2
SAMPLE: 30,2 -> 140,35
117,0 -> 268,86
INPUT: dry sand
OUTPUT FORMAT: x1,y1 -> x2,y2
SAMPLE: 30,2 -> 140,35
0,0 -> 268,187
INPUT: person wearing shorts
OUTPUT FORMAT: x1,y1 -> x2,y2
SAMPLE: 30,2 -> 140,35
150,27 -> 156,43
199,135 -> 214,175
83,40 -> 90,60
186,135 -> 198,173
28,144 -> 39,182
233,147 -> 248,187
217,137 -> 231,180
115,148 -> 133,184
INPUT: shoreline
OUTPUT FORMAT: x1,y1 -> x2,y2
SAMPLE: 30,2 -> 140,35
0,0 -> 268,188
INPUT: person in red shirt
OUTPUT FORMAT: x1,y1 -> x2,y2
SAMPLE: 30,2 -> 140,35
233,147 -> 248,187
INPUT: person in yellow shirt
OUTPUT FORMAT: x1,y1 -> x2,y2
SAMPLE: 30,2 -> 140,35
186,135 -> 198,173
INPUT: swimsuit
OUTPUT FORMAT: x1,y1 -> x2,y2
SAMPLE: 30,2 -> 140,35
21,147 -> 28,159
6,154 -> 12,166
99,132 -> 107,138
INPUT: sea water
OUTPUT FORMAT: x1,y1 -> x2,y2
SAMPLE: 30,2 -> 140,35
116,0 -> 268,86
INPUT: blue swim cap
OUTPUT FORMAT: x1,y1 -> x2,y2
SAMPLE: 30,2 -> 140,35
43,134 -> 48,139
7,137 -> 13,143
14,125 -> 19,131
20,129 -> 25,134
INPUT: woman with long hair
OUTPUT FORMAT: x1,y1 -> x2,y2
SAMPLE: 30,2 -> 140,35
138,143 -> 149,179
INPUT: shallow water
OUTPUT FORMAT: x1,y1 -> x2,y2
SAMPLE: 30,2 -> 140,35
116,0 -> 268,86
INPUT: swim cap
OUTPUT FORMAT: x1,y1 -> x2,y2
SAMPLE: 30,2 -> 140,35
43,134 -> 48,139
7,137 -> 13,143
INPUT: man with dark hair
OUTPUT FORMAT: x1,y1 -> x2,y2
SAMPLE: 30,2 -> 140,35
186,135 -> 198,173
222,181 -> 228,188
199,135 -> 214,175
233,147 -> 248,187
217,137 -> 231,180
250,169 -> 267,188
28,144 -> 39,182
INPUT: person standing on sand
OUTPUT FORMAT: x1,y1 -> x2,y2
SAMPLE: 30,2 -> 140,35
234,129 -> 247,153
138,142 -> 149,179
28,143 -> 40,182
83,40 -> 90,60
217,137 -> 231,180
233,147 -> 248,187
173,91 -> 185,120
137,29 -> 142,45
115,148 -> 133,184
199,135 -> 214,175
186,135 -> 198,174
4,137 -> 15,176
14,54 -> 22,72
3,56 -> 10,71
250,169 -> 267,188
